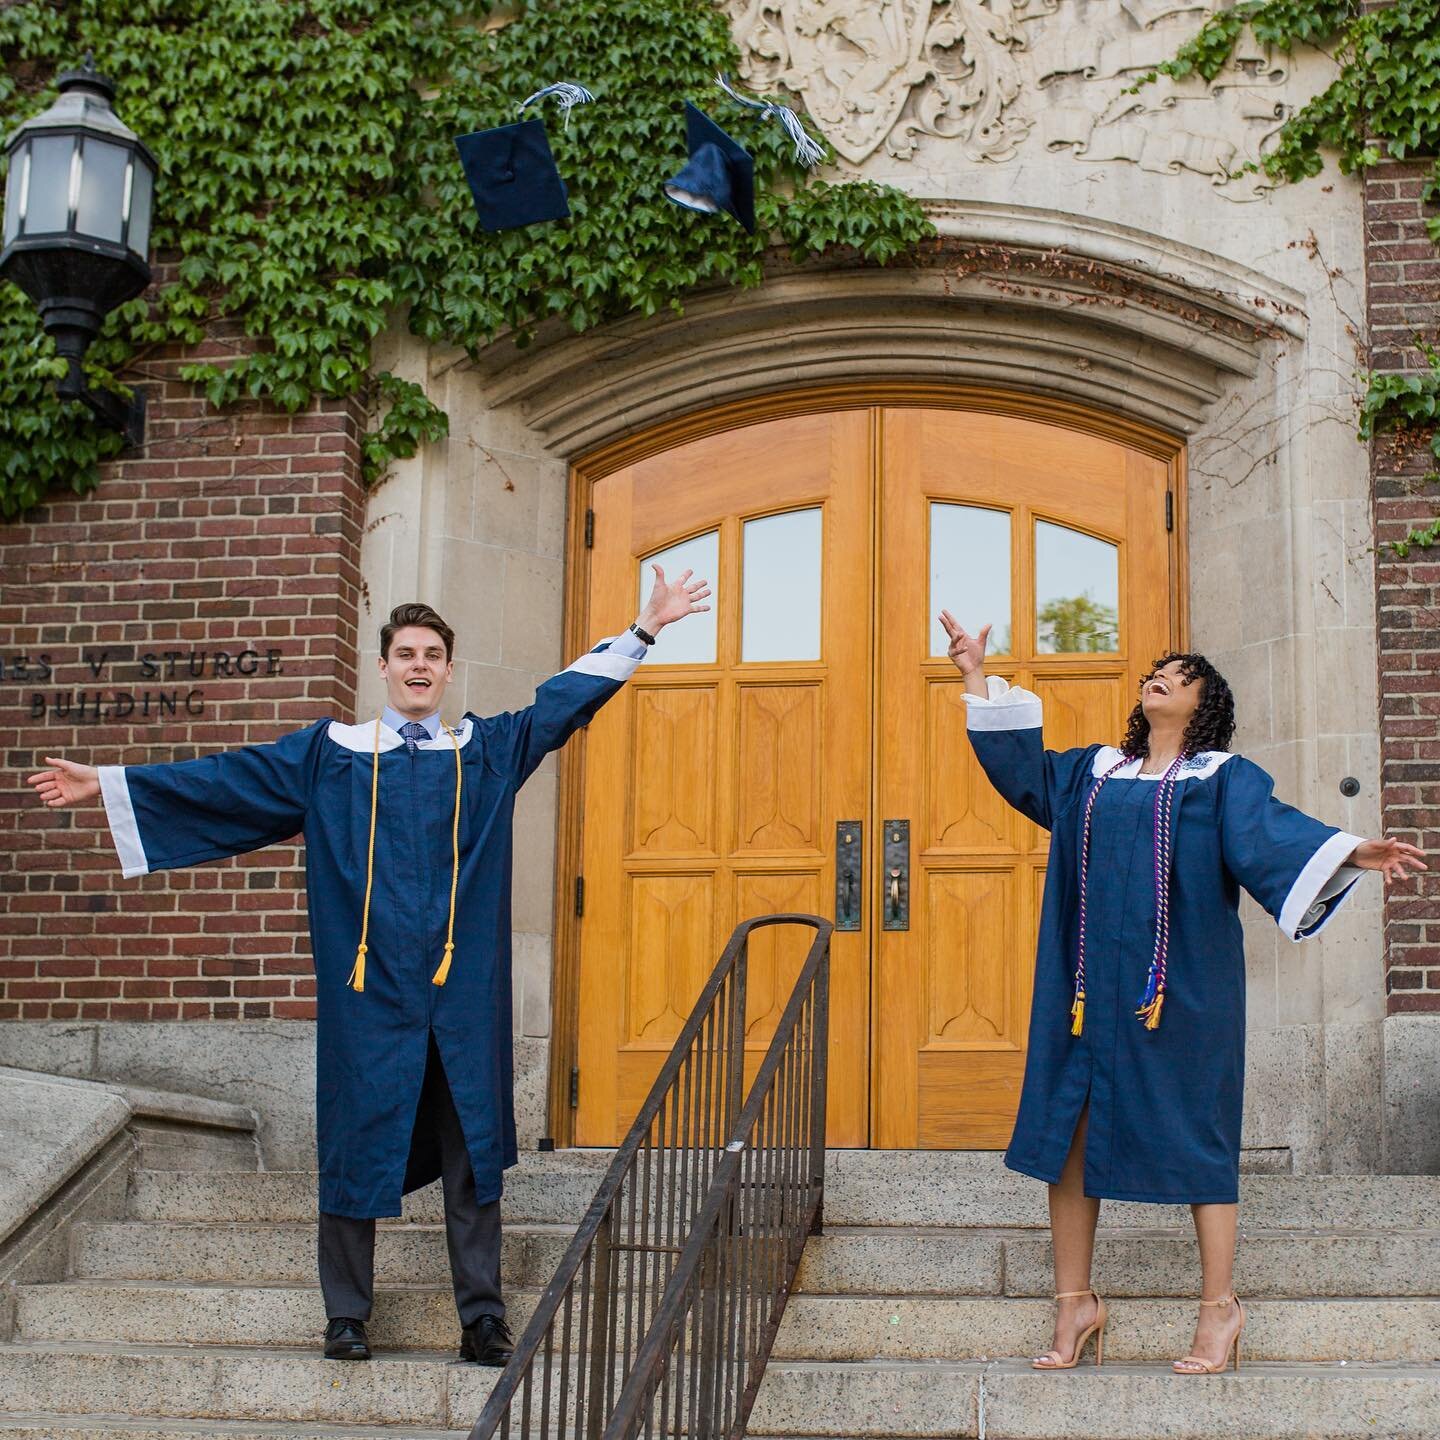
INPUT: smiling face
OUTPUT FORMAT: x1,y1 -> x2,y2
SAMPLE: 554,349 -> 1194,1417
1139,657 -> 1203,733
379,625 -> 454,720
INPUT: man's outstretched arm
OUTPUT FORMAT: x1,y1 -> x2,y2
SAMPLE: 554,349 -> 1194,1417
27,727 -> 325,879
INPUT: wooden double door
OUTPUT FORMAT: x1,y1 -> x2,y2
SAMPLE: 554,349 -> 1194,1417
570,403 -> 1177,1148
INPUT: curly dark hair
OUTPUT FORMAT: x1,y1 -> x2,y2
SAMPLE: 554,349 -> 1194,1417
1119,652 -> 1236,759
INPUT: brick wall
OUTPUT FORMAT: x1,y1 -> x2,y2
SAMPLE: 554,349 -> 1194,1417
1367,156 -> 1440,1013
0,330 -> 365,1022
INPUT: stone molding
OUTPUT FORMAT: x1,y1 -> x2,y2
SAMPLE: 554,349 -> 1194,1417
463,202 -> 1305,455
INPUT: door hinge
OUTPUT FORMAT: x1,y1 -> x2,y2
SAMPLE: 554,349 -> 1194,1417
574,874 -> 585,918
1165,491 -> 1174,532
569,1066 -> 580,1108
584,508 -> 595,549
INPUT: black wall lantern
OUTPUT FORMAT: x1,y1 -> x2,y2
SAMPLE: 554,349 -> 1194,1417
1,55 -> 155,445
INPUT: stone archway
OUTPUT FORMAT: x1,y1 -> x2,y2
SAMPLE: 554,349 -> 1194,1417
457,202 -> 1304,458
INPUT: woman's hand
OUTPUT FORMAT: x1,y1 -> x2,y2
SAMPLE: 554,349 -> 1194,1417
1348,837 -> 1427,884
27,756 -> 101,809
938,611 -> 991,676
637,564 -> 711,634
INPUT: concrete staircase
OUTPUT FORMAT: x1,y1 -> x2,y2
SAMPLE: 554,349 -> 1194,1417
2,1150 -> 1439,1439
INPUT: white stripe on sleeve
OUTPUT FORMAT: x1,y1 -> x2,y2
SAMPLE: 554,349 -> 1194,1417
962,676 -> 1043,732
98,765 -> 150,879
1279,830 -> 1367,941
564,635 -> 645,683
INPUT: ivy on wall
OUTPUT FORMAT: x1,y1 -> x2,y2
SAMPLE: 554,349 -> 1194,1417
1142,0 -> 1440,551
0,0 -> 932,518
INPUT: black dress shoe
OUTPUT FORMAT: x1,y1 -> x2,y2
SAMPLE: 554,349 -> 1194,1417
324,1316 -> 371,1361
460,1314 -> 513,1366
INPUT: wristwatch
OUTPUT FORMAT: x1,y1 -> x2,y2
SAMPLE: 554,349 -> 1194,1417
629,622 -> 656,646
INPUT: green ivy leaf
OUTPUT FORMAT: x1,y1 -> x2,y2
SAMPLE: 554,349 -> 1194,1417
0,0 -> 934,512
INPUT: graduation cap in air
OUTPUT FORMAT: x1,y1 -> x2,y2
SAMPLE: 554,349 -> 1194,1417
454,82 -> 595,233
664,74 -> 826,235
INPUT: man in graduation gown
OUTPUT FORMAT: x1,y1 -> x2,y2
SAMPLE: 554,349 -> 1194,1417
27,567 -> 711,1364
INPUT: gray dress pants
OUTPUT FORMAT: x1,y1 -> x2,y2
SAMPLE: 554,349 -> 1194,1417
318,1039 -> 504,1328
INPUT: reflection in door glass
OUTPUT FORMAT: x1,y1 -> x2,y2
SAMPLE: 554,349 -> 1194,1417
743,508 -> 822,661
1035,521 -> 1119,653
639,530 -> 719,663
929,505 -> 1011,655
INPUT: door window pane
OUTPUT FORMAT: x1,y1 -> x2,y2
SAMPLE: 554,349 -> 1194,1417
639,530 -> 719,664
742,508 -> 822,662
929,505 -> 1011,656
1035,521 -> 1119,653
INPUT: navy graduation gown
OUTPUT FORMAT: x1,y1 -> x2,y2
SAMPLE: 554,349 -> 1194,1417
97,635 -> 647,1218
964,678 -> 1365,1204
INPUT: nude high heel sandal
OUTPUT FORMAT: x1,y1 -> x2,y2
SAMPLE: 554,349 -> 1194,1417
1031,1289 -> 1108,1370
1172,1293 -> 1246,1375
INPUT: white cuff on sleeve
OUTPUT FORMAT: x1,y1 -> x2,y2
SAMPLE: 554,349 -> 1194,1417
1280,831 -> 1366,941
98,765 -> 150,879
563,634 -> 645,683
962,676 -> 1044,732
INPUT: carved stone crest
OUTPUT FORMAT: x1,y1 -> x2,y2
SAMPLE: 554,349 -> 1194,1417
728,0 -> 1033,163
727,0 -> 1297,199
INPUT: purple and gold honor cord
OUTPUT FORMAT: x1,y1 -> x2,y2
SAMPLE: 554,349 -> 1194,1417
1072,752 -> 1187,1035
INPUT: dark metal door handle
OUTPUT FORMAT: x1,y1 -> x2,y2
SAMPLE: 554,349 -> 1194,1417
835,820 -> 862,931
883,821 -> 909,931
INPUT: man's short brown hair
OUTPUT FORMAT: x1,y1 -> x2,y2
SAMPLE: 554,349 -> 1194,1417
380,602 -> 455,662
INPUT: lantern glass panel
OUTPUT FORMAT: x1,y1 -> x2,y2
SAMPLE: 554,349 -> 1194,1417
23,134 -> 74,235
126,157 -> 153,258
3,147 -> 23,244
74,137 -> 129,244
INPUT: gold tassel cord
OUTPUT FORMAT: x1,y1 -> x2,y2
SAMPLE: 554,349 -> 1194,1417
348,716 -> 383,993
1137,991 -> 1165,1031
1070,990 -> 1085,1037
431,723 -> 463,987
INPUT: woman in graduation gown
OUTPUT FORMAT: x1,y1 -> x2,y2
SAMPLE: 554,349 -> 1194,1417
938,612 -> 1425,1376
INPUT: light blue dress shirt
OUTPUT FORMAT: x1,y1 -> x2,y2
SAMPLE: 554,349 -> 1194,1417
381,706 -> 442,740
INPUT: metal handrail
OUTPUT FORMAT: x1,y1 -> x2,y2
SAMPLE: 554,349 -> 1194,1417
469,913 -> 832,1440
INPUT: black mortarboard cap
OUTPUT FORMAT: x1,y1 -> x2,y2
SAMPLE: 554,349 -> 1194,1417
454,117 -> 570,233
664,103 -> 755,235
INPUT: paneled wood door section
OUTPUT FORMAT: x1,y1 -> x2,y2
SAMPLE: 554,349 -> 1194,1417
573,410 -> 873,1147
873,408 -> 1173,1147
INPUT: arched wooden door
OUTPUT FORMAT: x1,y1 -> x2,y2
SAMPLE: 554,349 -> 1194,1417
567,400 -> 1178,1148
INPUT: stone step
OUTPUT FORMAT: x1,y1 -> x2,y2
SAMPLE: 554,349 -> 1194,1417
0,1345 -> 1435,1438
126,1160 -> 1440,1232
16,1281 -> 1440,1364
998,1226 -> 1440,1298
127,1154 -> 613,1226
13,1282 -> 544,1354
0,1422 -> 464,1440
72,1219 -> 1440,1300
822,1152 -> 1440,1230
0,1343 -> 497,1430
71,1221 -> 576,1289
754,1359 -> 1440,1438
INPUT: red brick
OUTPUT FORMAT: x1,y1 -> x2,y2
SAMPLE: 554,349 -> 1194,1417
0,339 -> 363,1025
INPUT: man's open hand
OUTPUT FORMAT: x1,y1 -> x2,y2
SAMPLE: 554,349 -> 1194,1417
27,756 -> 101,809
638,564 -> 711,634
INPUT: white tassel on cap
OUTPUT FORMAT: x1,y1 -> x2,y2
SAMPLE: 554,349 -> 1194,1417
518,81 -> 596,129
716,72 -> 825,168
